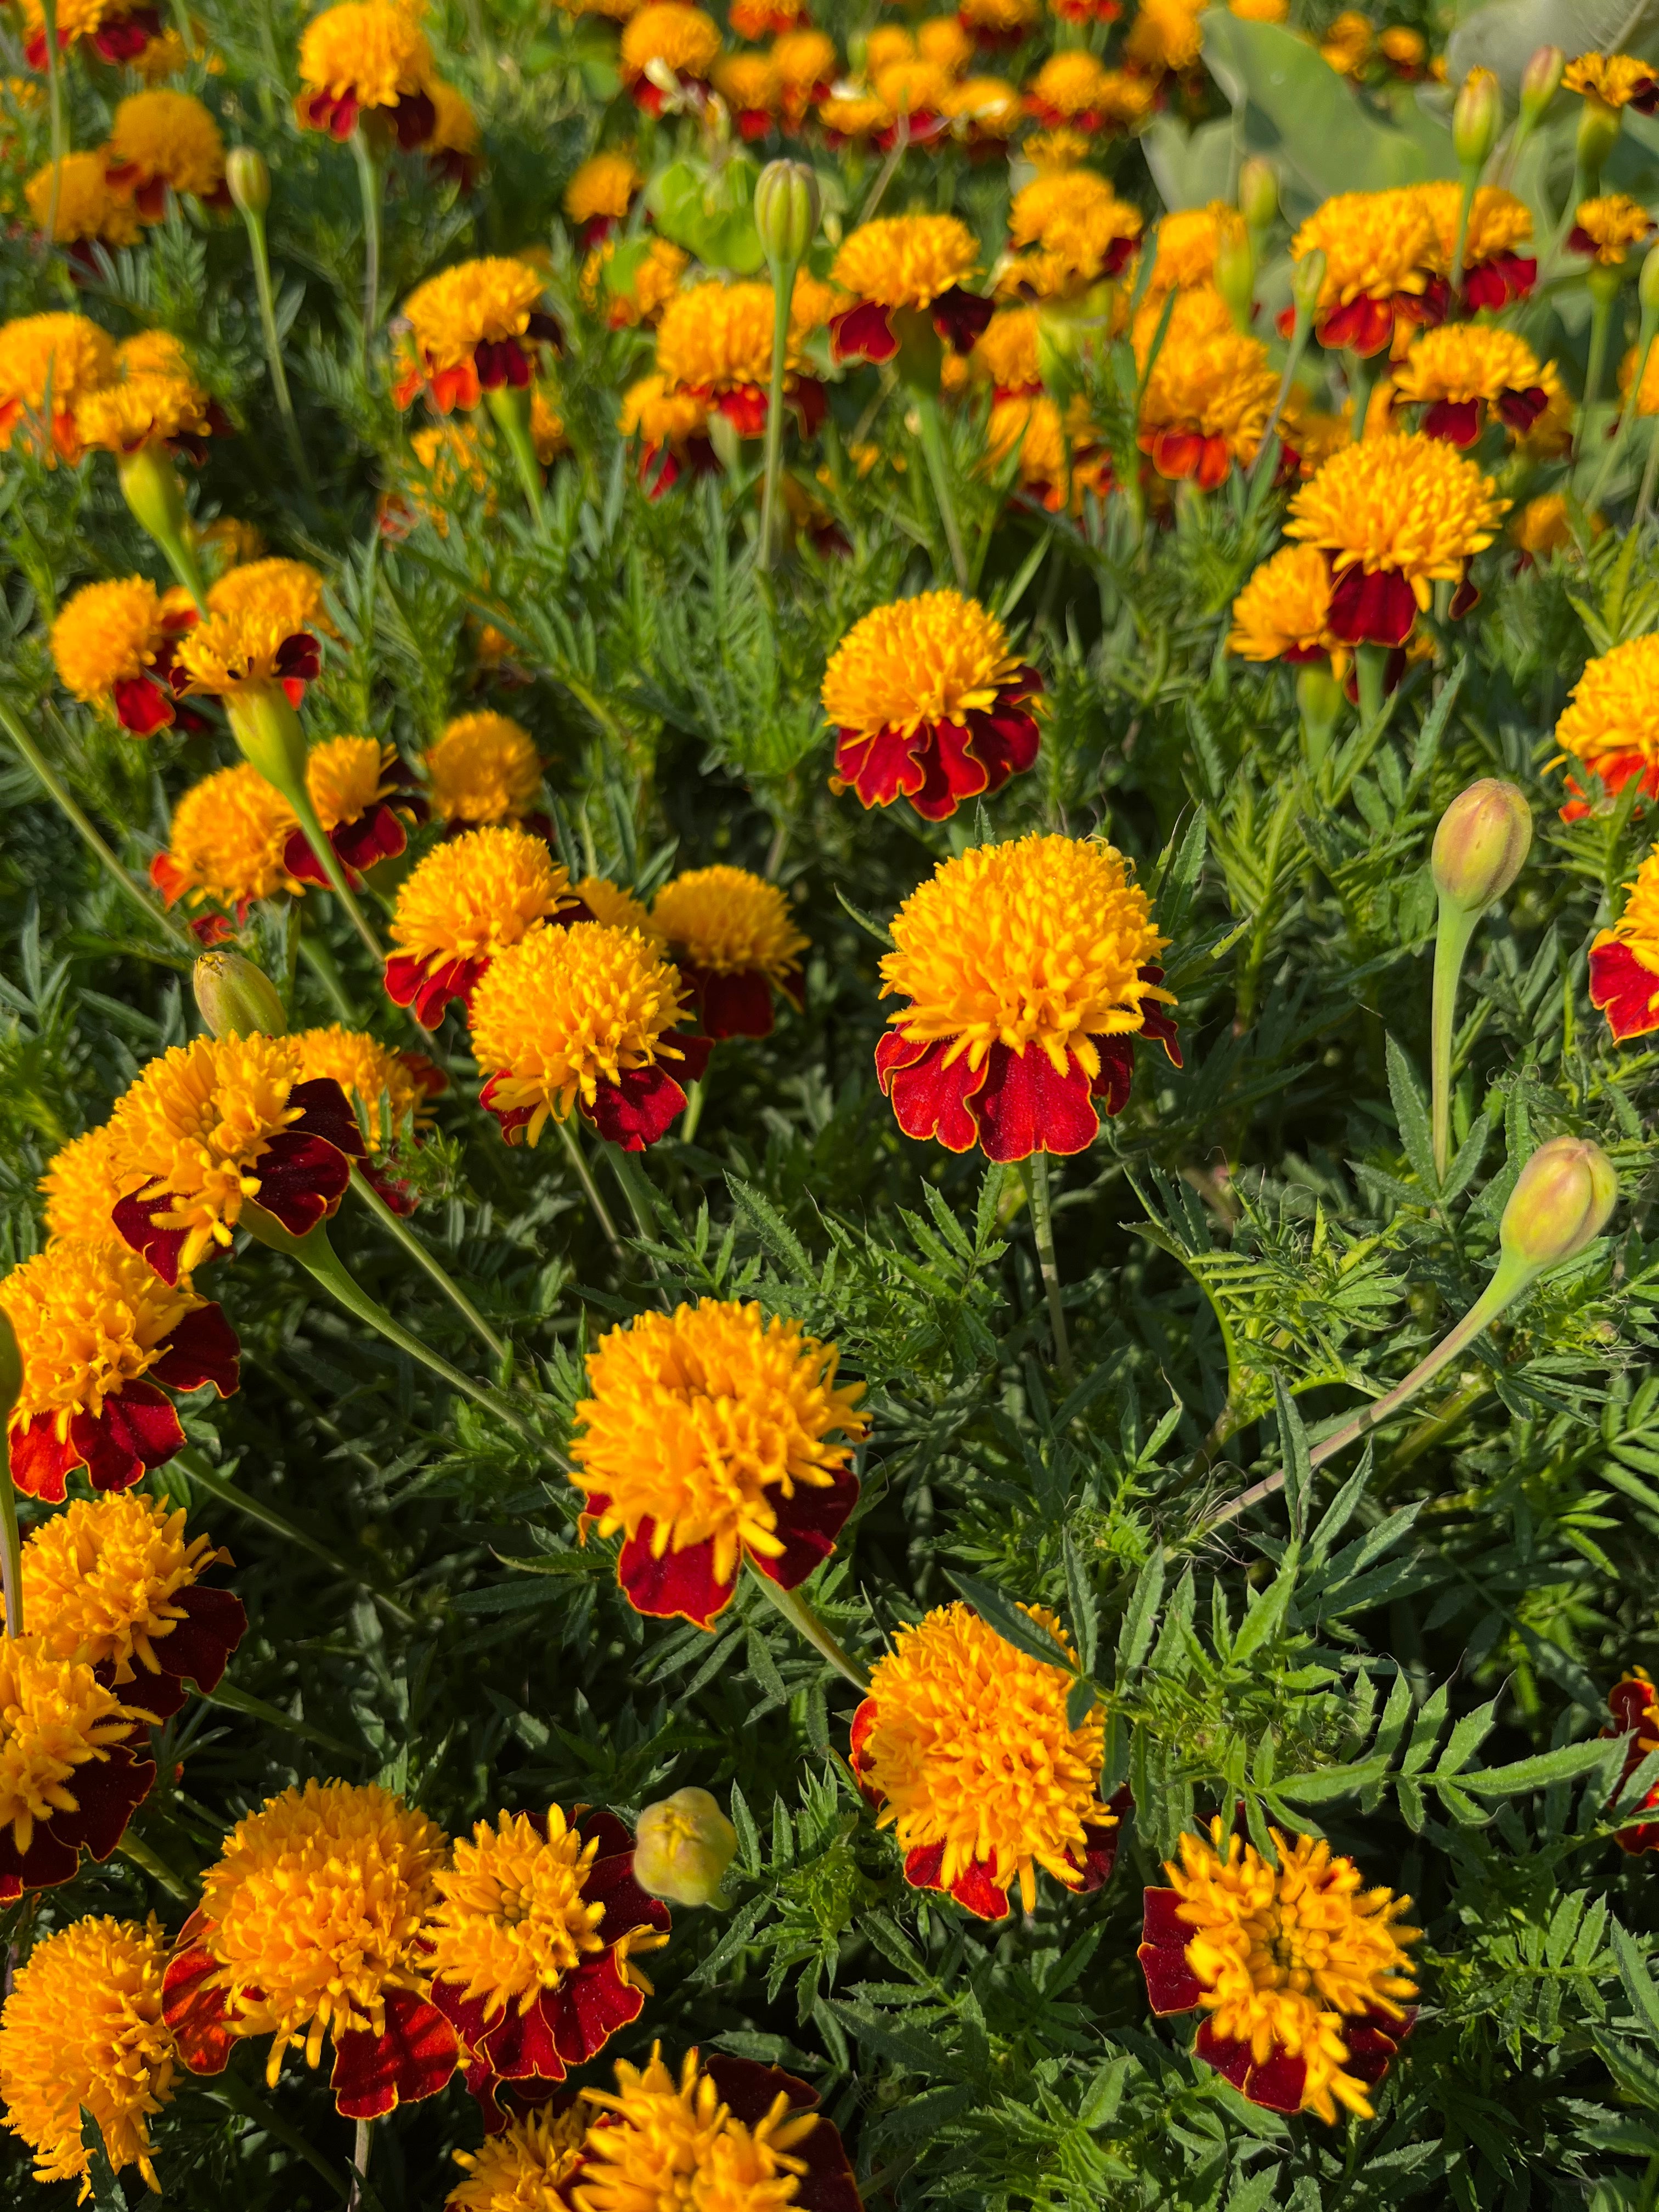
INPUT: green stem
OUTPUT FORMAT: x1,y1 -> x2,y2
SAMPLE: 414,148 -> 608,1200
1449,172 -> 1477,301
177,1448 -> 420,1629
1345,348 -> 1376,443
1587,306 -> 1659,510
350,129 -> 382,355
1580,278 -> 1618,456
38,0 -> 63,255
606,1143 -> 660,1245
747,1561 -> 869,1689
286,779 -> 386,964
0,1474 -> 20,1638
298,932 -> 361,1024
1018,1153 -> 1075,1387
207,2069 -> 351,2199
1248,307 -> 1312,484
1356,642 -> 1387,725
758,258 -> 797,571
116,1829 -> 193,1901
0,699 -> 196,949
153,520 -> 211,616
1430,901 -> 1477,1183
347,2118 -> 373,2212
680,1077 -> 706,1144
350,1166 -> 509,1361
484,383 -> 547,532
912,388 -> 968,588
555,1115 -> 623,1258
240,201 -> 315,503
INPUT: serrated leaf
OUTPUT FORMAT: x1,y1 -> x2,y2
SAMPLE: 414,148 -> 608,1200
78,2112 -> 126,2211
1385,1034 -> 1438,1195
1114,1549 -> 1165,1680
1063,1530 -> 1098,1677
1458,1740 -> 1618,1796
946,1571 -> 1074,1672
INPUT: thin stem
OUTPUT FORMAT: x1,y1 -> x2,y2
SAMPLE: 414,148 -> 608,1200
758,257 -> 796,569
1019,1153 -> 1075,1387
38,0 -> 63,255
1249,309 -> 1311,486
1356,643 -> 1387,726
1430,903 -> 1477,1182
350,130 -> 382,355
0,699 -> 196,949
1345,347 -> 1376,442
747,1562 -> 869,1689
555,1116 -> 624,1258
680,1077 -> 706,1144
240,201 -> 316,502
485,384 -> 547,531
350,1166 -> 509,1361
0,1475 -> 20,1638
1449,172 -> 1477,301
177,1448 -> 420,1629
912,389 -> 968,588
1580,279 -> 1617,456
347,2118 -> 373,2212
607,1143 -> 661,1246
1587,307 -> 1659,510
288,782 -> 387,963
116,1829 -> 192,1901
207,2069 -> 351,2199
298,932 -> 362,1024
857,115 -> 909,225
153,520 -> 211,616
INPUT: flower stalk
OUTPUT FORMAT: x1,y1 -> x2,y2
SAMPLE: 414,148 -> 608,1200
350,127 -> 383,355
1019,1153 -> 1075,1386
484,382 -> 547,531
226,685 -> 386,963
754,160 -> 820,571
349,1166 -> 510,1363
116,444 -> 210,614
747,1562 -> 869,1689
228,149 -> 315,504
37,0 -> 64,256
1427,779 -> 1531,1178
555,1116 -> 624,1258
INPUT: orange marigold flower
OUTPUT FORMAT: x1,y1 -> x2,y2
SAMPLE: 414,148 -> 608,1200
26,152 -> 140,249
471,920 -> 709,1151
654,272 -> 831,433
1125,0 -> 1204,71
1590,845 -> 1659,1042
0,1639 -> 154,1897
621,373 -> 718,495
568,2046 -> 861,2212
563,150 -> 642,247
714,48 -> 780,132
284,733 -> 421,891
1415,180 -> 1536,309
23,1489 -> 245,1716
823,588 -> 1041,819
161,1780 -> 458,2118
1565,51 -> 1658,111
396,256 -> 561,411
1514,358 -> 1574,458
985,391 -> 1112,511
50,575 -> 199,735
1138,1817 -> 1420,2123
75,366 -> 217,460
1143,202 -> 1238,295
1318,6 -> 1371,72
40,1124 -> 134,1243
1604,1668 -> 1659,1849
449,2102 -> 589,2209
973,305 -> 1041,393
620,2 -> 722,110
296,0 -> 436,144
577,876 -> 661,940
0,1915 -> 176,2193
817,86 -> 894,144
1135,287 -> 1277,488
774,25 -> 835,121
1025,123 -> 1093,167
106,88 -> 224,214
878,832 -> 1177,1159
1003,167 -> 1140,297
729,0 -> 805,36
1286,187 -> 1444,355
829,212 -> 990,362
1510,490 -> 1576,565
426,1805 -> 670,2120
941,72 -> 1021,146
1024,48 -> 1153,132
582,234 -> 689,329
292,1023 -> 447,1213
208,554 -> 332,635
850,1601 -> 1121,1917
1283,432 -> 1506,647
919,14 -> 973,71
1623,336 -> 1659,417
1229,544 -> 1348,680
105,1034 -> 365,1280
872,53 -> 952,130
173,605 -> 321,704
1569,191 -> 1655,264
385,823 -> 582,1026
1,1236 -> 238,1500
20,0 -> 167,67
427,79 -> 481,187
1231,0 -> 1285,18
1555,634 -> 1659,821
425,710 -> 544,828
1390,323 -> 1550,445
650,865 -> 807,1038
0,311 -> 116,455
570,1299 -> 865,1627
150,761 -> 302,927
959,0 -> 1037,43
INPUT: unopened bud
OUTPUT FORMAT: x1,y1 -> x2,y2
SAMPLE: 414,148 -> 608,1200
194,951 -> 287,1039
0,1311 -> 20,1430
1454,66 -> 1501,171
754,159 -> 820,271
1499,1135 -> 1617,1271
117,442 -> 189,550
1290,246 -> 1327,325
1215,221 -> 1255,332
1519,43 -> 1564,127
1640,243 -> 1659,315
633,1787 -> 737,1908
225,146 -> 270,218
1577,93 -> 1622,181
1431,778 -> 1532,914
1238,155 -> 1277,236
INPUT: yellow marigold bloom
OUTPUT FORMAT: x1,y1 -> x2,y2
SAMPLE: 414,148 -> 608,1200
941,72 -> 1021,140
1136,292 -> 1277,487
385,825 -> 579,1025
564,150 -> 642,234
1025,123 -> 1092,167
1516,359 -> 1573,457
0,1638 -> 146,1867
107,88 -> 225,207
297,0 -> 434,115
831,212 -> 978,308
1593,847 -> 1659,1034
973,306 -> 1040,392
1005,168 -> 1141,297
582,235 -> 689,328
1415,180 -> 1533,274
985,391 -> 1110,511
449,2102 -> 588,2210
40,1125 -> 132,1243
1391,322 -> 1549,443
1228,543 -> 1346,676
1144,202 -> 1237,294
774,24 -> 834,92
622,373 -> 713,448
1571,192 -> 1655,264
208,555 -> 331,635
574,2047 -> 834,2212
26,153 -> 141,247
302,734 -> 399,839
151,762 -> 300,917
0,1915 -> 175,2194
0,1233 -> 209,1441
817,88 -> 893,140
0,312 -> 116,451
22,1488 -> 233,1688
75,369 -> 215,455
1318,6 -> 1372,72
919,14 -> 973,72
960,0 -> 1037,35
400,255 -> 548,379
1138,1817 -> 1419,2125
654,273 -> 829,425
1510,491 -> 1576,562
570,1298 -> 866,1626
425,710 -> 543,827
293,1024 -> 442,1143
714,48 -> 780,117
874,53 -> 951,116
130,25 -> 197,77
1554,634 -> 1659,802
1564,51 -> 1658,108
1288,186 -> 1440,352
851,1601 -> 1114,1917
650,866 -> 807,1037
1125,0 -> 1204,72
620,1 -> 722,88
578,877 -> 661,939
1284,433 -> 1506,645
864,24 -> 914,71
174,606 -> 303,697
1378,21 -> 1421,63
1025,49 -> 1153,128
50,576 -> 190,709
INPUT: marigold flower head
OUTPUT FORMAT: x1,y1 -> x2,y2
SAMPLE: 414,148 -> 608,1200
151,762 -> 301,917
1389,322 -> 1550,445
1510,491 -> 1575,563
425,710 -> 543,827
985,391 -> 1110,511
941,73 -> 1021,139
774,25 -> 835,92
1564,51 -> 1657,109
19,0 -> 136,54
1570,191 -> 1655,263
582,235 -> 689,328
973,306 -> 1040,393
714,48 -> 780,120
302,734 -> 398,838
402,256 -> 549,376
1137,307 -> 1277,487
1515,358 -> 1574,457
0,312 -> 117,451
1026,123 -> 1093,168
651,866 -> 807,1038
1229,544 -> 1346,676
919,14 -> 974,71
1288,187 -> 1441,351
1126,0 -> 1204,69
571,1298 -> 865,1626
1025,49 -> 1153,128
620,1 -> 722,84
50,576 -> 195,730
864,24 -> 915,71
573,876 -> 657,943
870,52 -> 949,119
293,1024 -> 444,1146
654,274 -> 830,427
75,369 -> 215,456
1318,7 -> 1370,71
1605,1668 -> 1659,1848
1416,180 -> 1533,273
0,1915 -> 175,2193
851,1601 -> 1116,1916
564,150 -> 642,232
107,88 -> 224,205
830,212 -> 978,309
385,825 -> 579,1024
208,555 -> 332,637
40,1124 -> 133,1243
27,153 -> 141,246
0,1638 -> 149,1888
960,0 -> 1037,35
1005,168 -> 1141,296
298,0 -> 435,112
1554,633 -> 1659,808
1592,845 -> 1659,1040
817,87 -> 891,141
1138,1816 -> 1420,2124
449,2102 -> 588,2210
173,605 -> 309,698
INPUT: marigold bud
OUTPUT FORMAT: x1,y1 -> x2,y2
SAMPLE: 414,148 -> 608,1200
226,146 -> 270,218
0,1310 -> 19,1429
194,950 -> 288,1039
1454,66 -> 1501,170
1578,93 -> 1622,180
1519,43 -> 1563,127
1431,778 -> 1532,915
754,159 -> 820,270
1238,155 -> 1277,235
1641,244 -> 1659,315
1290,246 -> 1327,324
1215,222 -> 1255,332
633,1786 -> 738,1908
117,441 -> 189,552
1499,1135 -> 1617,1271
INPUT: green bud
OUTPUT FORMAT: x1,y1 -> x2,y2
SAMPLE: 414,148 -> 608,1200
225,682 -> 309,806
1296,663 -> 1342,770
1499,1135 -> 1618,1272
194,951 -> 288,1039
1577,93 -> 1622,182
1518,43 -> 1564,128
1290,246 -> 1327,325
225,146 -> 270,219
1453,66 -> 1501,171
753,159 -> 820,272
1640,243 -> 1659,315
1215,222 -> 1255,334
1431,778 -> 1532,915
0,1311 -> 20,1430
633,1787 -> 738,1908
1238,155 -> 1277,236
117,441 -> 189,551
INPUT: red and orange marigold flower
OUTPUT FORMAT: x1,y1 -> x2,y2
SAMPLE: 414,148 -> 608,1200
0,312 -> 117,457
0,1640 -> 155,1899
424,711 -> 546,832
653,273 -> 833,435
296,0 -> 436,145
1390,323 -> 1550,447
292,1023 -> 447,1214
286,735 -> 425,888
1551,633 -> 1659,819
0,1238 -> 238,1500
1135,286 -> 1278,489
1415,181 -> 1536,311
877,833 -> 1179,1162
21,0 -> 164,71
569,1298 -> 866,1628
1023,50 -> 1152,134
1228,544 -> 1349,681
151,763 -> 303,935
1285,187 -> 1445,356
851,1601 -> 1122,1918
1569,193 -> 1655,265
105,89 -> 226,216
50,577 -> 199,736
1590,843 -> 1659,1042
1138,1817 -> 1419,2124
384,825 -> 585,1026
395,257 -> 561,413
563,150 -> 642,248
1605,1667 -> 1659,1850
619,2 -> 723,111
650,865 -> 807,1038
828,213 -> 991,364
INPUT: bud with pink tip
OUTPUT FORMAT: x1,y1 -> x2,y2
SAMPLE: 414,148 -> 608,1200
1454,66 -> 1501,171
1431,779 -> 1532,916
1499,1136 -> 1618,1272
1519,44 -> 1564,128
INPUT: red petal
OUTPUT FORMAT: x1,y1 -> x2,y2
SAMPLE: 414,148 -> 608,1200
1341,2015 -> 1400,2087
113,1192 -> 190,1284
679,963 -> 776,1040
1327,563 -> 1417,648
544,1952 -> 646,2070
1496,385 -> 1548,433
849,1698 -> 882,1803
902,1842 -> 1009,1919
1423,398 -> 1480,445
283,828 -> 337,890
753,1464 -> 860,1592
930,285 -> 994,353
1591,938 -> 1659,1040
617,1525 -> 736,1626
330,802 -> 408,876
831,301 -> 899,364
72,1384 -> 185,1492
53,1736 -> 155,1861
1193,2018 -> 1255,2089
394,88 -> 436,146
1071,1798 -> 1126,1893
909,718 -> 994,821
973,1042 -> 1099,1163
704,2059 -> 860,2212
833,721 -> 931,810
582,1063 -> 687,1151
163,1942 -> 237,2074
475,1984 -> 566,2083
330,1988 -> 458,2120
882,1037 -> 985,1153
1090,1036 -> 1133,1118
9,1414 -> 77,1503
156,1583 -> 247,1697
251,1128 -> 354,1238
1243,2044 -> 1307,2114
151,1300 -> 240,1397
113,675 -> 175,734
964,699 -> 1041,787
291,1075 -> 368,1160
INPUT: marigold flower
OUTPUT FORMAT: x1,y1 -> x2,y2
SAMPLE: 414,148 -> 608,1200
714,48 -> 780,132
1569,191 -> 1655,263
0,311 -> 116,455
985,391 -> 1111,511
50,575 -> 198,735
427,1805 -> 670,2118
449,2102 -> 589,2209
941,72 -> 1021,148
918,15 -> 973,71
0,1236 -> 238,1499
396,256 -> 561,411
973,306 -> 1041,394
105,1033 -> 366,1281
284,734 -> 422,889
1390,323 -> 1550,445
0,1914 -> 175,2193
622,374 -> 718,493
563,150 -> 641,247
297,0 -> 436,144
20,0 -> 165,68
1024,49 -> 1153,132
1283,432 -> 1506,648
829,212 -> 990,363
1138,1816 -> 1420,2123
1126,0 -> 1204,71
620,2 -> 722,109
162,1779 -> 458,2117
650,865 -> 808,1038
851,1601 -> 1121,1917
1565,51 -> 1658,111
0,1640 -> 154,1896
293,1023 -> 446,1210
583,234 -> 690,329
958,0 -> 1036,43
774,26 -> 835,120
1378,20 -> 1421,66
75,373 -> 220,468
150,761 -> 303,928
822,589 -> 1042,821
1135,288 -> 1277,488
1510,490 -> 1576,566
1286,187 -> 1444,355
106,88 -> 225,213
654,273 -> 830,433
570,2047 -> 862,2212
23,1490 -> 246,1717
1605,1667 -> 1659,1849
1317,6 -> 1370,72
40,1124 -> 136,1243
1415,180 -> 1536,309
1003,167 -> 1140,298
816,86 -> 893,145
1229,544 -> 1347,680
385,823 -> 583,1025
878,833 -> 1178,1158
173,605 -> 321,707
27,151 -> 142,249
471,921 -> 710,1152
871,53 -> 952,136
1590,844 -> 1659,1040
424,709 -> 544,830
